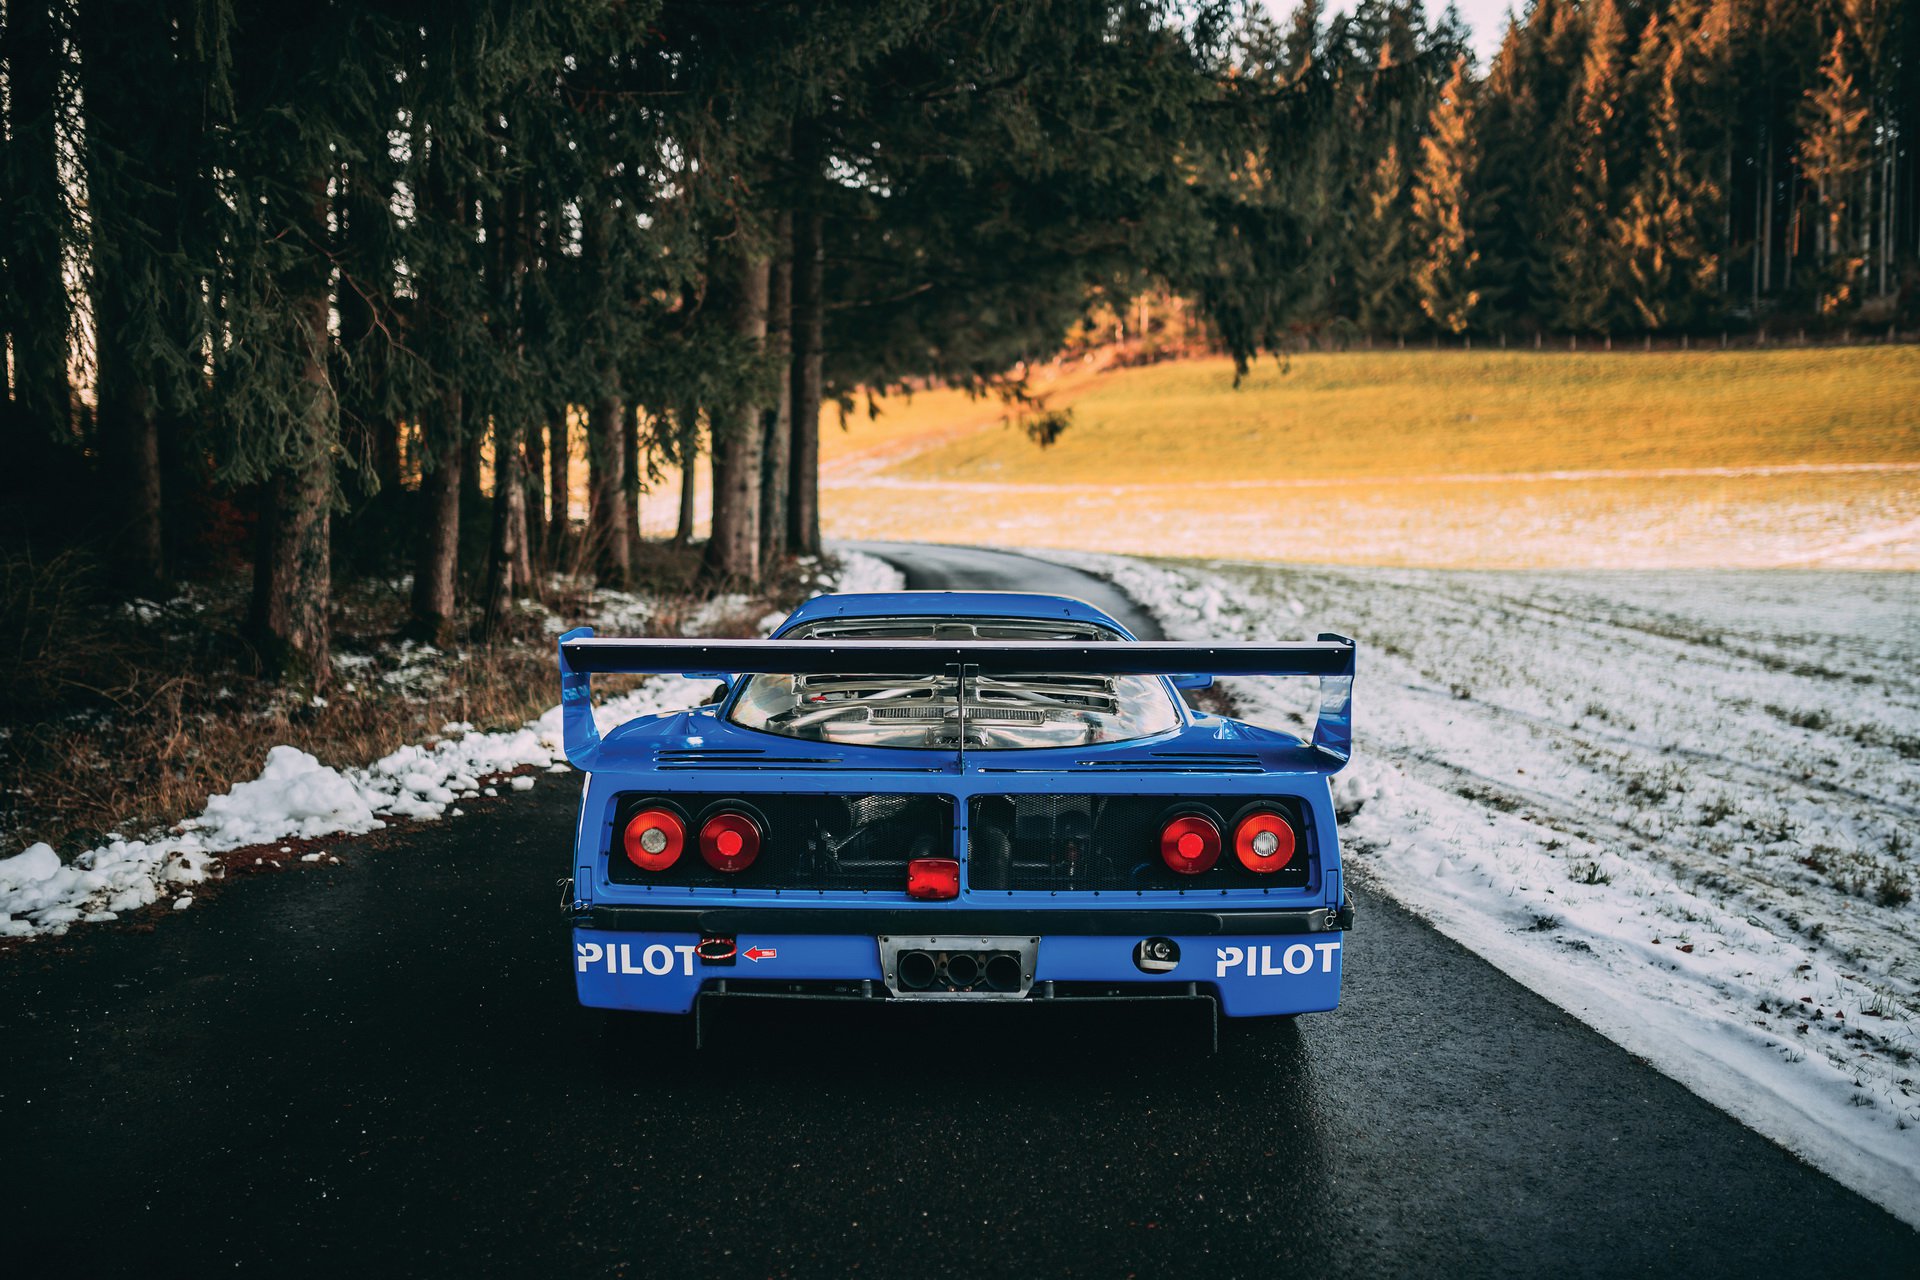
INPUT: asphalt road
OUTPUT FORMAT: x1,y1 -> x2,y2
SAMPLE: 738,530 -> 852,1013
2,544 -> 1912,1276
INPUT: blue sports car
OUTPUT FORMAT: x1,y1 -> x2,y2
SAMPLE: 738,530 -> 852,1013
558,590 -> 1356,1041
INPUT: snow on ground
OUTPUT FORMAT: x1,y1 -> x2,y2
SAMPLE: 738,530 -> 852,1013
829,546 -> 911,595
0,550 -> 905,942
1040,548 -> 1920,1227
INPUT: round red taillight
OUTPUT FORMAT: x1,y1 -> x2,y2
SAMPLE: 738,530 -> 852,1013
1159,814 -> 1221,875
699,811 -> 762,873
1233,811 -> 1297,873
623,808 -> 685,871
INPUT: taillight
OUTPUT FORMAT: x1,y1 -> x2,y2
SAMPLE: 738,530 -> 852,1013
623,808 -> 685,871
1159,814 -> 1221,875
1233,810 -> 1297,873
698,811 -> 762,872
907,857 -> 960,900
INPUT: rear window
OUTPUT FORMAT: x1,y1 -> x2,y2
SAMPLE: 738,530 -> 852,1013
727,616 -> 1182,750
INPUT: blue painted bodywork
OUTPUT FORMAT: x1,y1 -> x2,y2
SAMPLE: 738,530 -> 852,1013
561,590 -> 1356,1020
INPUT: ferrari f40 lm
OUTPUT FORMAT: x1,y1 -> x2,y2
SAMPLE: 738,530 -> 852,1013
558,590 -> 1356,1037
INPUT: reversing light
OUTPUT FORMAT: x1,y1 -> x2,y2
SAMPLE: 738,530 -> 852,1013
1159,814 -> 1221,875
907,857 -> 960,900
1233,810 -> 1297,873
699,811 -> 762,872
623,808 -> 685,871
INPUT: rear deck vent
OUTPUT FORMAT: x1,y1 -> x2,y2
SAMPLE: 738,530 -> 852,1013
1063,752 -> 1266,774
655,748 -> 844,769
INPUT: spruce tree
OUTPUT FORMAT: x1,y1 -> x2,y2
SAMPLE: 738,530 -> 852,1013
1551,0 -> 1630,334
1798,22 -> 1873,312
1464,19 -> 1535,331
1,0 -> 74,479
1351,142 -> 1420,337
1612,11 -> 1722,330
1409,57 -> 1481,335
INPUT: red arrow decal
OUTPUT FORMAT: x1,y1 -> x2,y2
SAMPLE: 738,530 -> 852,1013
743,946 -> 777,962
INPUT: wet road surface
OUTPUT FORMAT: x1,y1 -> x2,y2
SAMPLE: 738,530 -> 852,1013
2,544 -> 1911,1275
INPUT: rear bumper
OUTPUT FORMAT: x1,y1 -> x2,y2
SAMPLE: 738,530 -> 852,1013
572,917 -> 1346,1019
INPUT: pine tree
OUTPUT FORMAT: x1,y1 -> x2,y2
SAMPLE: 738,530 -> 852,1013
1798,21 -> 1873,312
78,0 -> 184,592
1612,11 -> 1722,330
1467,21 -> 1529,331
1351,142 -> 1420,336
1,0 -> 74,478
1551,0 -> 1630,333
1409,57 -> 1480,334
1519,0 -> 1590,328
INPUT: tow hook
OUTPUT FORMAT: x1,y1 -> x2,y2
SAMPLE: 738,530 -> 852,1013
696,935 -> 738,966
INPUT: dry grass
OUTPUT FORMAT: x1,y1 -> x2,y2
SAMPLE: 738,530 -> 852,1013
1,540 -> 820,855
879,349 -> 1920,485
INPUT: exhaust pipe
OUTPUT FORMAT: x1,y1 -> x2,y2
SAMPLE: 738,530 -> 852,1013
898,950 -> 937,990
983,953 -> 1023,992
943,952 -> 980,988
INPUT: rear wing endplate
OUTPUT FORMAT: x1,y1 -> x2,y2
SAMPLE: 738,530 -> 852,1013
557,629 -> 1355,769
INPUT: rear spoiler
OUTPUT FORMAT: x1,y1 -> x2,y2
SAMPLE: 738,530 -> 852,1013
557,627 -> 1355,768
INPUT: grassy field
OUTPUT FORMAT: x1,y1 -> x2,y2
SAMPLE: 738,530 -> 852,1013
857,349 -> 1920,482
792,348 -> 1920,569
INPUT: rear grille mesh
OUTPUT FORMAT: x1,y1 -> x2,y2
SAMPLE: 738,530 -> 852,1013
607,792 -> 952,891
967,793 -> 1312,893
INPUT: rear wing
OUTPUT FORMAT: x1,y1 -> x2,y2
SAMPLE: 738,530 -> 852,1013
557,628 -> 1355,768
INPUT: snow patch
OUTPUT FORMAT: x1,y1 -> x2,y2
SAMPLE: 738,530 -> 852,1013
1034,547 -> 1920,1228
828,548 -> 909,595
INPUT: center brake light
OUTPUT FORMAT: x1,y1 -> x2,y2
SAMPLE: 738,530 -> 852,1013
907,857 -> 960,900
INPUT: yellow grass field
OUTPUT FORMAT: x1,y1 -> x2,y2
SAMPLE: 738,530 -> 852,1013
639,347 -> 1920,569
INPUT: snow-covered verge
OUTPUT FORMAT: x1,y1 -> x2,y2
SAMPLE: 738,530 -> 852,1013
1041,548 -> 1920,1228
0,550 -> 906,941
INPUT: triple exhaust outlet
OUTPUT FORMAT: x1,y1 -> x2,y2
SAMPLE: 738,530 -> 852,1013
896,948 -> 1025,993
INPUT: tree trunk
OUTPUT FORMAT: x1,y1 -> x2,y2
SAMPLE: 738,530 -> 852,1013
103,377 -> 165,593
0,0 -> 71,474
458,433 -> 483,521
624,401 -> 643,561
482,418 -> 525,638
588,392 -> 630,586
788,209 -> 824,556
704,249 -> 771,585
482,170 -> 535,622
510,460 -> 535,595
523,421 -> 546,566
409,387 -> 464,644
760,210 -> 794,568
1881,142 -> 1894,297
1761,131 -> 1775,295
250,174 -> 334,687
674,405 -> 699,546
548,404 -> 572,559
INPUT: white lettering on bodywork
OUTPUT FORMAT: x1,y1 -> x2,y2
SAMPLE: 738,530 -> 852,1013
581,940 -> 700,976
1214,939 -> 1342,978
1215,945 -> 1244,978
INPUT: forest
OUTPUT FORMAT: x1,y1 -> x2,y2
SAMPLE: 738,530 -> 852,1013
1,0 -> 1916,693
